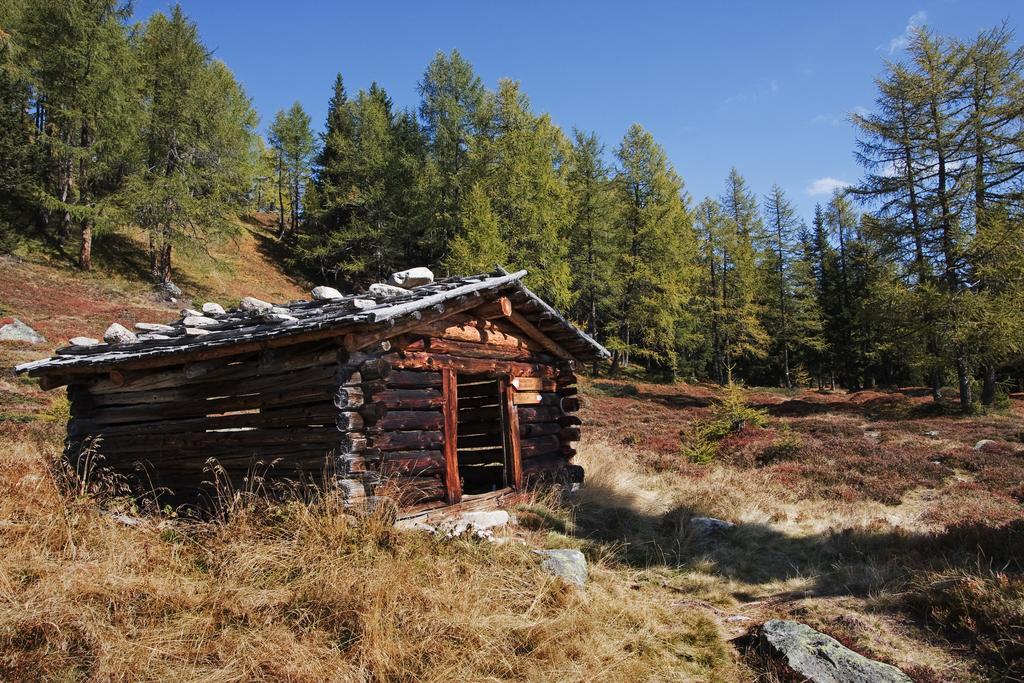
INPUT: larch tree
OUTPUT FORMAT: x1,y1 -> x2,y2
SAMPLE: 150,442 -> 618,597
20,0 -> 138,270
122,6 -> 257,285
268,102 -> 315,239
566,129 -> 614,337
418,49 -> 487,267
608,123 -> 697,377
472,79 -> 573,308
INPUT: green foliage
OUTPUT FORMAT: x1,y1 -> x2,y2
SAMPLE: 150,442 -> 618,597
121,6 -> 257,283
682,384 -> 769,463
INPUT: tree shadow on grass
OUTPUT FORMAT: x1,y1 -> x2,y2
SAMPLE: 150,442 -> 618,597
241,218 -> 310,292
90,232 -> 204,296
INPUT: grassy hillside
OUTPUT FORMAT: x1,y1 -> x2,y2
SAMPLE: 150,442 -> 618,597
1,226 -> 1021,681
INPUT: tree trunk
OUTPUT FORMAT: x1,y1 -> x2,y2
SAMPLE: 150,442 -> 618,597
79,218 -> 93,270
956,356 -> 972,412
980,365 -> 997,406
276,153 -> 286,238
149,231 -> 160,281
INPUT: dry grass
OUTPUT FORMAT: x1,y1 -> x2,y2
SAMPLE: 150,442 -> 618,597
0,432 -> 738,682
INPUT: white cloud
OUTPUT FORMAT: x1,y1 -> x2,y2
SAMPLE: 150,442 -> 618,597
885,11 -> 927,54
806,177 -> 852,196
812,114 -> 841,127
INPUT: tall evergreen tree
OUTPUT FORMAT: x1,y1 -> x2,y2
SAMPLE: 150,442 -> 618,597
716,168 -> 768,379
268,102 -> 315,239
121,5 -> 257,284
418,49 -> 486,266
761,184 -> 800,387
20,0 -> 138,269
608,124 -> 697,377
566,129 -> 614,337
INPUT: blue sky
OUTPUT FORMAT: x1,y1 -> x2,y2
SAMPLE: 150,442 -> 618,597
134,0 -> 1020,223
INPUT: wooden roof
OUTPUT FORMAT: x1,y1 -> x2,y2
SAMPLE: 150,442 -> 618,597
15,270 -> 609,380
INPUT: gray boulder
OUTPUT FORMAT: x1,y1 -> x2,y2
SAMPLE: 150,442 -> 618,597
759,620 -> 912,683
311,285 -> 344,301
239,296 -> 272,314
974,439 -> 996,450
388,267 -> 434,289
135,322 -> 175,333
690,516 -> 735,537
535,549 -> 588,586
69,336 -> 100,347
368,282 -> 409,299
201,302 -> 226,315
182,315 -> 218,327
0,318 -> 46,344
157,281 -> 182,299
103,323 -> 137,345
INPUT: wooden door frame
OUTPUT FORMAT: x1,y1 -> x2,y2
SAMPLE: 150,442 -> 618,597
441,367 -> 462,503
500,377 -> 523,490
441,368 -> 523,505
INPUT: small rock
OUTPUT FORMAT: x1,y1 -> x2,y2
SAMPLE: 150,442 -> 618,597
725,615 -> 751,623
923,430 -> 940,438
351,298 -> 377,310
0,318 -> 46,344
690,516 -> 735,537
368,283 -> 410,299
758,620 -> 912,683
181,308 -> 203,317
135,322 -> 175,333
157,281 -> 182,299
182,315 -> 218,327
394,518 -> 437,533
103,323 -> 137,345
239,296 -> 272,313
436,510 -> 510,539
311,285 -> 344,301
69,336 -> 100,347
388,267 -> 434,289
201,302 -> 226,315
185,328 -> 211,336
535,548 -> 588,586
974,439 -> 996,450
270,306 -> 292,314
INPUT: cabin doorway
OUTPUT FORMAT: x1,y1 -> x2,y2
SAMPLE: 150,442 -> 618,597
453,373 -> 508,495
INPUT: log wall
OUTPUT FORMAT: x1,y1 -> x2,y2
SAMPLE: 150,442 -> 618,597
65,339 -> 370,503
62,311 -> 584,511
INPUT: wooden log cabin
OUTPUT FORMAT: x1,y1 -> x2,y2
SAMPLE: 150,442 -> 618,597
15,269 -> 609,514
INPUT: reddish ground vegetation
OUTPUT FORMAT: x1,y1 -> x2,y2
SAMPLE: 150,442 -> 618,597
582,378 -> 1024,518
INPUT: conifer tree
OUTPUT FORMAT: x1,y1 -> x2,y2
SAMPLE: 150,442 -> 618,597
20,0 -> 138,269
418,50 -> 486,266
121,6 -> 257,284
447,183 -> 507,273
716,168 -> 768,379
471,79 -> 573,308
268,102 -> 315,239
608,124 -> 697,376
761,184 -> 800,387
566,129 -> 614,336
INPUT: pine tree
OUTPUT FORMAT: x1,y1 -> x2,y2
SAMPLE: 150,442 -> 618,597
761,184 -> 800,387
20,0 -> 138,270
120,6 -> 256,284
566,129 -> 614,337
716,168 -> 768,379
418,49 -> 486,266
608,124 -> 697,377
0,1 -> 36,250
268,102 -> 315,239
